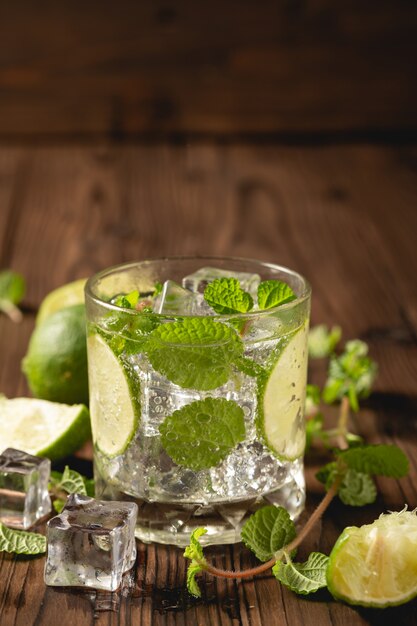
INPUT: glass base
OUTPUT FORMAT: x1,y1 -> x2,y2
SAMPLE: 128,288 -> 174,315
95,464 -> 305,548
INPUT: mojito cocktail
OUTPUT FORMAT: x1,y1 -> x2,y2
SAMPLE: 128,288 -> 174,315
86,258 -> 311,546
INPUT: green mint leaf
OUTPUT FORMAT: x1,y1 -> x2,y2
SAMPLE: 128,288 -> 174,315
316,462 -> 339,490
153,281 -> 163,296
305,413 -> 324,452
257,280 -> 296,310
338,469 -> 377,506
240,506 -> 296,562
111,290 -> 140,309
235,356 -> 266,378
146,318 -> 243,390
204,278 -> 253,314
53,498 -> 67,513
323,340 -> 377,411
0,270 -> 26,323
338,444 -> 409,478
308,324 -> 342,359
160,398 -> 245,470
0,522 -> 46,555
184,528 -> 208,598
273,552 -> 329,595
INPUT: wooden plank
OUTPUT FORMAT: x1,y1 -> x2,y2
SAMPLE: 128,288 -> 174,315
0,1 -> 416,137
0,144 -> 416,625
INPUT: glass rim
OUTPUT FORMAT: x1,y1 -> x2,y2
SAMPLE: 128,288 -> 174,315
85,256 -> 311,320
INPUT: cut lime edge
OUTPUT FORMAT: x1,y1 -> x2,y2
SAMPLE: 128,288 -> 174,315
256,322 -> 308,462
87,333 -> 140,458
0,399 -> 91,461
326,512 -> 417,608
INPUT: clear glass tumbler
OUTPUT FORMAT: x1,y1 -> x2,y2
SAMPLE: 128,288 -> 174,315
85,257 -> 311,546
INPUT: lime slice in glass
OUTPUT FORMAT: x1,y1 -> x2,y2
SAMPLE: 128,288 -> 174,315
87,333 -> 139,457
37,278 -> 87,325
327,509 -> 417,607
0,397 -> 90,460
257,324 -> 308,461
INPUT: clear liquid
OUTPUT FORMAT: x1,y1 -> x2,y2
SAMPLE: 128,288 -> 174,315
93,330 -> 306,546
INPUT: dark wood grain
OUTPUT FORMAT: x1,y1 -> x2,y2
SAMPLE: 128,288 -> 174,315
0,144 -> 416,625
0,1 -> 416,138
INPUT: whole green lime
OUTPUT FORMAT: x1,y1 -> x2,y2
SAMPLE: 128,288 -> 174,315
22,304 -> 89,405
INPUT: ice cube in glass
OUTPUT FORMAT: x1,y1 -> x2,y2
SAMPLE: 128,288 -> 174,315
0,448 -> 51,529
182,266 -> 261,296
44,494 -> 138,591
153,280 -> 212,315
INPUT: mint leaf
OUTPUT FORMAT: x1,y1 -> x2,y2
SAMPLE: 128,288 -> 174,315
323,340 -> 377,411
204,278 -> 253,314
235,356 -> 266,378
146,318 -> 243,390
0,522 -> 46,555
111,290 -> 140,309
273,552 -> 329,595
257,280 -> 296,310
184,528 -> 208,598
315,462 -> 339,490
0,270 -> 26,323
49,466 -> 94,512
338,444 -> 409,478
308,325 -> 341,358
159,398 -> 245,470
338,469 -> 377,506
241,506 -> 296,562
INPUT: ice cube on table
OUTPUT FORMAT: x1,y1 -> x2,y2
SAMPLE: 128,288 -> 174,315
153,280 -> 212,316
44,494 -> 138,591
182,267 -> 261,296
0,448 -> 51,529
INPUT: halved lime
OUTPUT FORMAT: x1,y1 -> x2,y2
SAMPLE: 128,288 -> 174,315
0,396 -> 90,460
257,324 -> 308,461
36,278 -> 87,325
87,333 -> 139,457
327,510 -> 417,607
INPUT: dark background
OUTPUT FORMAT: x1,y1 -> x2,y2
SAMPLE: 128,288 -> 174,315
1,0 -> 416,141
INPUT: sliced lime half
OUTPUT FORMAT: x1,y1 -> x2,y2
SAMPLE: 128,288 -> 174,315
87,333 -> 139,457
37,278 -> 87,325
257,324 -> 308,461
0,397 -> 90,460
327,509 -> 417,607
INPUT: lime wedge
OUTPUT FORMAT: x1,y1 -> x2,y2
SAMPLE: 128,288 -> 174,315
257,324 -> 308,461
37,278 -> 87,325
0,397 -> 90,460
327,509 -> 417,607
87,333 -> 139,457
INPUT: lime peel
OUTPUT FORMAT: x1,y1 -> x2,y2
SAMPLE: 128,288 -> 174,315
327,507 -> 417,608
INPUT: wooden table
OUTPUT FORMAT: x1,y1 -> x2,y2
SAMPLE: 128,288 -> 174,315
0,143 -> 416,625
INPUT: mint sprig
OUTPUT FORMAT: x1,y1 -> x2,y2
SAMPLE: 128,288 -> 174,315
204,278 -> 254,314
0,270 -> 26,323
323,340 -> 377,411
184,528 -> 208,597
273,552 -> 329,595
308,324 -> 341,359
159,397 -> 245,470
257,280 -> 296,309
240,506 -> 296,562
146,318 -> 243,390
0,523 -> 46,555
49,466 -> 94,513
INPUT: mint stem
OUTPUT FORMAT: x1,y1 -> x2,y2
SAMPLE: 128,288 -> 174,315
0,299 -> 22,323
201,479 -> 341,580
